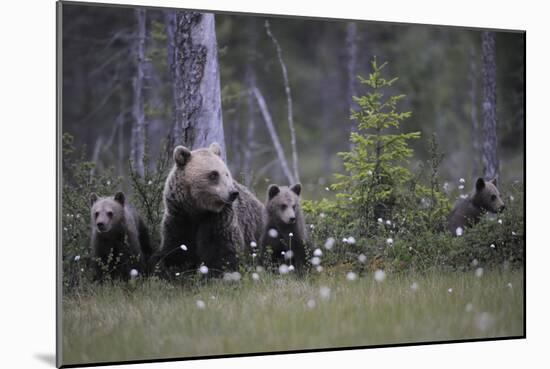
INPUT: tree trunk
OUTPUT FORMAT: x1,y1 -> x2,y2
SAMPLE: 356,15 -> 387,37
346,22 -> 358,143
469,46 -> 481,177
243,19 -> 258,187
481,31 -> 499,179
170,11 -> 226,161
131,8 -> 147,177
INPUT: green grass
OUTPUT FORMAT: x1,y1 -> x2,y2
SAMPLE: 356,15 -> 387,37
62,268 -> 524,366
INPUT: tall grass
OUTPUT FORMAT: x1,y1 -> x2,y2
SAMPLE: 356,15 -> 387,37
62,268 -> 523,365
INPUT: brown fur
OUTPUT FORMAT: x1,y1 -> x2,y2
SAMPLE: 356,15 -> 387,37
90,192 -> 152,280
261,184 -> 308,271
447,177 -> 505,235
156,143 -> 265,274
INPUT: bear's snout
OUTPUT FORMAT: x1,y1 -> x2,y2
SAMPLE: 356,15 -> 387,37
289,216 -> 296,224
96,222 -> 107,232
498,204 -> 506,212
229,190 -> 239,202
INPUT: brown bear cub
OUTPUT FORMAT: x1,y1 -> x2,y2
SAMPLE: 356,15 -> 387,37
447,177 -> 505,235
261,184 -> 308,271
157,143 -> 265,275
90,192 -> 152,280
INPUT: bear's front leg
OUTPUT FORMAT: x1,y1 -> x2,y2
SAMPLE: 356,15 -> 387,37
195,214 -> 241,275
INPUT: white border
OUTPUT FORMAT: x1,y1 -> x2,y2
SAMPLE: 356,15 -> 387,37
1,0 -> 547,368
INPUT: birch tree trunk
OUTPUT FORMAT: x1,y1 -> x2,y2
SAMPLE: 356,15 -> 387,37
481,31 -> 499,180
170,11 -> 226,161
131,8 -> 147,177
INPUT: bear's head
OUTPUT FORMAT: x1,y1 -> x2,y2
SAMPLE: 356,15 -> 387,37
266,184 -> 302,225
90,192 -> 125,233
472,177 -> 505,213
171,142 -> 238,213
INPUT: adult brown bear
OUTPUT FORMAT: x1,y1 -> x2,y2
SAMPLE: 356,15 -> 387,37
156,143 -> 264,274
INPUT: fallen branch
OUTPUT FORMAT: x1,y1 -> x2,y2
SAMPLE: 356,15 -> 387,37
265,20 -> 300,183
251,86 -> 295,184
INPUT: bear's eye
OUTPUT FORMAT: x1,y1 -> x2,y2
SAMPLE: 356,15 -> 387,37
293,205 -> 297,210
491,194 -> 497,202
107,211 -> 113,218
281,204 -> 287,210
94,211 -> 99,218
208,171 -> 219,181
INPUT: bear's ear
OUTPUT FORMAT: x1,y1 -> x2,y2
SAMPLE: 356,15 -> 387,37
290,183 -> 302,196
174,146 -> 191,167
475,177 -> 486,192
209,142 -> 222,157
90,193 -> 98,206
268,184 -> 280,200
114,192 -> 125,206
489,176 -> 498,188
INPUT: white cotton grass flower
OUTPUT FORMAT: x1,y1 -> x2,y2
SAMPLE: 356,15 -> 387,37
147,180 -> 153,185
63,227 -> 68,232
256,266 -> 265,273
475,267 -> 484,278
325,187 -> 330,191
130,269 -> 139,278
319,286 -> 331,300
180,244 -> 188,251
512,231 -> 517,236
458,185 -> 465,190
252,253 -> 257,258
498,219 -> 503,224
268,228 -> 279,238
476,312 -> 494,332
346,272 -> 358,281
459,178 -> 465,184
319,213 -> 326,218
310,224 -> 315,230
316,266 -> 324,273
460,194 -> 468,199
278,264 -> 290,275
386,238 -> 394,246
284,250 -> 294,260
306,299 -> 316,309
250,241 -> 257,248
199,265 -> 209,275
510,195 -> 515,201
313,248 -> 323,257
223,271 -> 242,282
465,303 -> 474,313
252,272 -> 260,281
410,282 -> 419,291
347,236 -> 356,245
447,288 -> 453,293
196,300 -> 206,310
288,265 -> 295,272
455,227 -> 464,237
367,170 -> 373,176
175,272 -> 180,277
374,269 -> 386,282
385,220 -> 391,226
471,259 -> 479,267
443,182 -> 450,192
358,254 -> 367,263
377,218 -> 383,224
106,180 -> 111,186
289,232 -> 294,237
324,237 -> 335,250
490,243 -> 496,249
74,255 -> 81,262
311,257 -> 321,266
